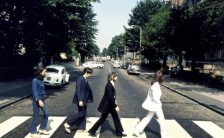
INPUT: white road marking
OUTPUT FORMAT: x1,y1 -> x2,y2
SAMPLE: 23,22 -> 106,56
73,117 -> 101,138
193,120 -> 224,138
1,116 -> 224,138
164,119 -> 192,138
0,116 -> 31,137
25,116 -> 66,138
109,65 -> 111,73
121,118 -> 147,138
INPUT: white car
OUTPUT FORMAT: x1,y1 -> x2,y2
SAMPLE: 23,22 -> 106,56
82,61 -> 93,68
44,65 -> 70,87
91,62 -> 104,69
127,64 -> 140,75
82,61 -> 104,69
113,60 -> 121,68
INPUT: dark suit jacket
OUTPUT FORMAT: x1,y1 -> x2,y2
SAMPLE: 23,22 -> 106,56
98,81 -> 117,113
72,75 -> 93,105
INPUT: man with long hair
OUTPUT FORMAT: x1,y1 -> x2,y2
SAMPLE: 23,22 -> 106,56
88,72 -> 127,137
30,67 -> 49,138
134,70 -> 169,138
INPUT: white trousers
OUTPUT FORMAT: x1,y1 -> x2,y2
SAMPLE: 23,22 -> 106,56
135,108 -> 168,138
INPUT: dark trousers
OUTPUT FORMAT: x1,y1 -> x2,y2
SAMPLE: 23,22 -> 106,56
66,104 -> 87,130
89,110 -> 124,134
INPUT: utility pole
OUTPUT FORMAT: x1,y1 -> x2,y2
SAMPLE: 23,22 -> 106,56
130,25 -> 142,67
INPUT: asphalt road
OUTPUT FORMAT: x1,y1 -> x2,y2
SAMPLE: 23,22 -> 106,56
0,62 -> 224,138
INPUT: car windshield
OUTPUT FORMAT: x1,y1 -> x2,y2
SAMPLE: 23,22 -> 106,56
46,68 -> 59,73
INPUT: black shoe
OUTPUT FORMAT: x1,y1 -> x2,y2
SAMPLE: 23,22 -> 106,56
116,132 -> 127,137
89,133 -> 97,137
88,130 -> 97,137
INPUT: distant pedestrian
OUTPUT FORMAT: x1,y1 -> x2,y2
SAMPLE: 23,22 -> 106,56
30,66 -> 49,138
133,70 -> 169,138
209,64 -> 217,88
210,64 -> 216,79
64,67 -> 93,133
88,72 -> 127,137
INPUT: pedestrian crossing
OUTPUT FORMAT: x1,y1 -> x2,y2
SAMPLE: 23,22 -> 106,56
0,116 -> 224,138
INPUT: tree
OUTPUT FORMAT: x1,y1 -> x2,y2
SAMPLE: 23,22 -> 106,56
101,48 -> 108,57
45,0 -> 99,63
142,5 -> 171,66
107,34 -> 125,59
167,0 -> 224,71
0,0 -> 100,66
125,0 -> 163,60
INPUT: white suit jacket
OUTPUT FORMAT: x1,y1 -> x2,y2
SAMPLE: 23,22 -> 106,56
143,82 -> 162,111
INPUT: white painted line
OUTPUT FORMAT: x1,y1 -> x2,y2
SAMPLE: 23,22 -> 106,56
25,116 -> 66,138
0,116 -> 31,137
193,121 -> 224,138
73,117 -> 100,138
164,119 -> 192,138
109,65 -> 111,73
121,118 -> 147,138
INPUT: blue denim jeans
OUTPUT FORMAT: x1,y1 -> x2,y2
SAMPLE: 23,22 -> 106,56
30,99 -> 49,134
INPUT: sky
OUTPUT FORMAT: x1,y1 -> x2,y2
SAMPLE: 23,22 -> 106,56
92,0 -> 138,52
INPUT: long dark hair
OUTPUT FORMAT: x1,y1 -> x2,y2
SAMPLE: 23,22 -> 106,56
33,66 -> 45,80
151,70 -> 163,85
107,72 -> 117,81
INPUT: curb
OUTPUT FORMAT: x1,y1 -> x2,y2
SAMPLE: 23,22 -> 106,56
0,95 -> 32,110
139,73 -> 224,116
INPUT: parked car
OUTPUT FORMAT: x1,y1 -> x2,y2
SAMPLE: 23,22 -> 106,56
113,60 -> 121,68
44,65 -> 70,87
121,63 -> 129,69
82,61 -> 104,69
127,64 -> 140,75
170,65 -> 182,77
91,62 -> 104,69
82,61 -> 93,68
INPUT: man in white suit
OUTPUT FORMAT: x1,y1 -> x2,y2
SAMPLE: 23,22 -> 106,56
134,70 -> 168,138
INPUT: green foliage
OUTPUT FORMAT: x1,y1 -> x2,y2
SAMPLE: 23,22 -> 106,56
0,0 -> 100,66
101,48 -> 108,56
107,34 -> 125,59
124,0 -> 164,59
128,0 -> 163,27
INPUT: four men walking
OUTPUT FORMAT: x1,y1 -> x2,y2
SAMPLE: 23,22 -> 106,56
30,66 -> 168,137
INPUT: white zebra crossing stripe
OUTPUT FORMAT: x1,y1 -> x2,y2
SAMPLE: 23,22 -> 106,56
164,119 -> 192,138
193,121 -> 224,138
121,118 -> 147,138
73,117 -> 100,138
0,116 -> 31,137
25,116 -> 66,138
1,116 -> 224,138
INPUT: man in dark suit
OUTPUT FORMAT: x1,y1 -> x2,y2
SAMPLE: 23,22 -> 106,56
88,72 -> 127,137
64,67 -> 93,133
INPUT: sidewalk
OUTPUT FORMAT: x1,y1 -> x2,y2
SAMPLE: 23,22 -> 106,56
0,79 -> 32,109
139,69 -> 224,116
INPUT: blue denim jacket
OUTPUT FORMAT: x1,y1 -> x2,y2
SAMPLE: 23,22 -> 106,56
32,78 -> 46,101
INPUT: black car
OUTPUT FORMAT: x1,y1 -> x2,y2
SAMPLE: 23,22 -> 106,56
121,63 -> 129,69
170,65 -> 182,77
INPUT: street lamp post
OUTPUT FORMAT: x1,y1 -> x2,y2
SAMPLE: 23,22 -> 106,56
130,25 -> 142,67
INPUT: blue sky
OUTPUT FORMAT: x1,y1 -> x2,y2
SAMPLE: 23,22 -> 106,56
92,0 -> 138,52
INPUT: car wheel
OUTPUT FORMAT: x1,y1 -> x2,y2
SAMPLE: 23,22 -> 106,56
59,80 -> 63,88
97,66 -> 100,69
